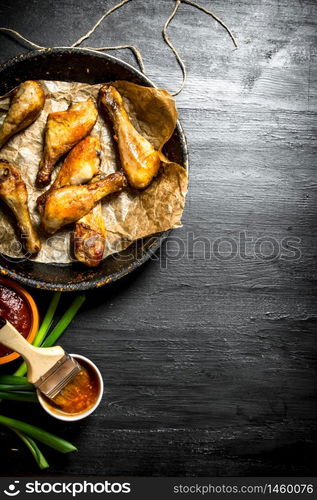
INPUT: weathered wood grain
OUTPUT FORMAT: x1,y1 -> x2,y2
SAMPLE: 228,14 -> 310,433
0,0 -> 316,476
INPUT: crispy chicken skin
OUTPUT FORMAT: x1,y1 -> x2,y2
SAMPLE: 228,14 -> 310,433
99,85 -> 161,189
36,135 -> 106,267
0,160 -> 41,255
37,136 -> 101,214
0,81 -> 45,149
42,171 -> 127,234
73,203 -> 106,267
52,135 -> 101,188
36,98 -> 98,188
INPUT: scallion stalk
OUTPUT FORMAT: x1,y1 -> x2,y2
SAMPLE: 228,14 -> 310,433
0,391 -> 38,403
42,294 -> 86,348
0,415 -> 77,453
0,375 -> 30,385
10,428 -> 49,469
0,384 -> 34,392
14,292 -> 61,377
33,292 -> 62,347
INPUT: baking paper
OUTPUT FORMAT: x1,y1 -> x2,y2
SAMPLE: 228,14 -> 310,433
0,80 -> 188,264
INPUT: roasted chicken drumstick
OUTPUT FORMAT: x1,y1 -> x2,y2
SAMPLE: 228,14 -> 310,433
0,160 -> 41,255
99,85 -> 161,189
42,171 -> 127,234
37,136 -> 107,267
0,81 -> 45,149
37,136 -> 101,213
74,201 -> 107,267
36,98 -> 98,187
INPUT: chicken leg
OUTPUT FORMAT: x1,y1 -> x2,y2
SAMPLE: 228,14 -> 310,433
36,135 -> 107,267
36,98 -> 98,188
99,85 -> 161,189
37,136 -> 101,214
0,81 -> 45,149
73,202 -> 106,267
0,160 -> 41,255
41,171 -> 127,234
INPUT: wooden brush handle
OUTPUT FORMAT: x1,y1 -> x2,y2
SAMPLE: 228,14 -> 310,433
0,318 -> 65,383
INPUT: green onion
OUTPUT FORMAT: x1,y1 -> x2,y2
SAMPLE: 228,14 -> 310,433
42,294 -> 86,348
0,391 -> 38,403
0,415 -> 77,453
10,428 -> 49,470
14,292 -> 61,377
0,384 -> 34,392
33,292 -> 62,346
0,375 -> 30,385
1,293 -> 84,462
0,376 -> 34,392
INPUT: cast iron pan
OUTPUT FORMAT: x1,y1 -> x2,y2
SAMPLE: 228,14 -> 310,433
0,48 -> 188,291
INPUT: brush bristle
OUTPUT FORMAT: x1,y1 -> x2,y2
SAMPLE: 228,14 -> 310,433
52,367 -> 91,407
35,355 -> 81,399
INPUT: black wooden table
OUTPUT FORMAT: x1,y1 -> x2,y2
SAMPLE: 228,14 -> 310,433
0,0 -> 316,476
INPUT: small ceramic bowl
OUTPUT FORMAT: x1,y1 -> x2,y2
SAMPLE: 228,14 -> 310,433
0,277 -> 39,365
37,354 -> 104,422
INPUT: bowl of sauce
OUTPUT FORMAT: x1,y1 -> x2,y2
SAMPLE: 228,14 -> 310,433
0,277 -> 39,364
37,354 -> 104,421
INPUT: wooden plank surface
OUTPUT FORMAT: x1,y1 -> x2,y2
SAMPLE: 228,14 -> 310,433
0,0 -> 316,476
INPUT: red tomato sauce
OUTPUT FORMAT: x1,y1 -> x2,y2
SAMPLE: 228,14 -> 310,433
0,284 -> 31,357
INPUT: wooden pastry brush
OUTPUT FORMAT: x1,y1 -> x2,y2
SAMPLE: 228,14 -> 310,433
0,316 -> 84,404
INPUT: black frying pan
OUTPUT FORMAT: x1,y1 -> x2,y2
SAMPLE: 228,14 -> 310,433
0,48 -> 188,291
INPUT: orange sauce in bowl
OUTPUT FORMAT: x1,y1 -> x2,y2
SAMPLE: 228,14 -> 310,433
43,359 -> 100,416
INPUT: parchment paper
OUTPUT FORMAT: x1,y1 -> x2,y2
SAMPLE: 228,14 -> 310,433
0,80 -> 188,263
